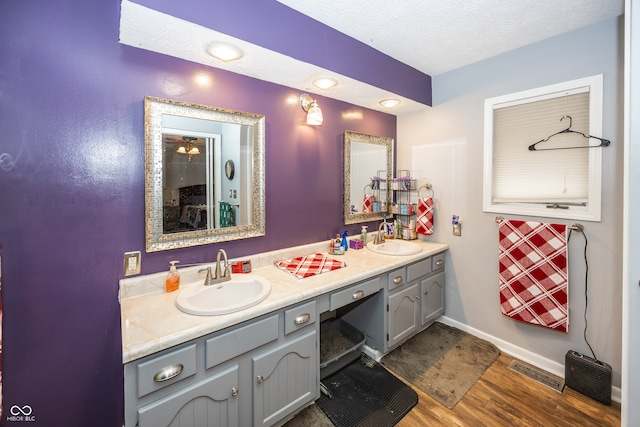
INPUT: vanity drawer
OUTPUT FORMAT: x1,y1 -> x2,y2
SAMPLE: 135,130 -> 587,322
330,277 -> 380,310
407,258 -> 430,282
432,252 -> 445,272
284,301 -> 317,335
137,344 -> 197,398
388,267 -> 406,291
205,314 -> 278,369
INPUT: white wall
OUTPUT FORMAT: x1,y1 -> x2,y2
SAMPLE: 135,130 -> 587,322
398,17 -> 624,389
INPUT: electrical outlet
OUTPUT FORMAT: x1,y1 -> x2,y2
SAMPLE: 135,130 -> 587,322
124,251 -> 141,276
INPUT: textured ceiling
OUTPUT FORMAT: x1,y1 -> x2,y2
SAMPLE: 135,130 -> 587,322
276,0 -> 624,76
120,0 -> 623,115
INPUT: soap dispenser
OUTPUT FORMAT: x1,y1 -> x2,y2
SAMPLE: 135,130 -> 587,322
166,260 -> 180,293
361,225 -> 368,245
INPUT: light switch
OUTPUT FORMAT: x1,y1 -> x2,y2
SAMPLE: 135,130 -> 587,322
452,215 -> 461,237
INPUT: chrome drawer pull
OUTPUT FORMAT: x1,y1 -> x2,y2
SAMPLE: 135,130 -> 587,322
153,363 -> 184,382
257,375 -> 265,384
393,276 -> 404,285
436,259 -> 444,267
231,387 -> 239,397
294,313 -> 311,325
352,290 -> 365,300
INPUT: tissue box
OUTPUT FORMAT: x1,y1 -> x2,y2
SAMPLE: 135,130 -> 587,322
349,239 -> 364,250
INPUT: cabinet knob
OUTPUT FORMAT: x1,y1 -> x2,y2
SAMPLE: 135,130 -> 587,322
153,363 -> 184,382
424,290 -> 428,295
231,387 -> 239,397
415,295 -> 420,300
436,259 -> 444,267
294,313 -> 311,325
352,290 -> 365,300
257,375 -> 265,384
393,276 -> 404,285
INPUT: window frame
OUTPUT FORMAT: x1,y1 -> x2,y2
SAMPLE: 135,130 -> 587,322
483,74 -> 604,222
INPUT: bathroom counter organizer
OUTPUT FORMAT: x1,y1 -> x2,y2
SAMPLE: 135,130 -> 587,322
389,170 -> 417,216
364,170 -> 388,213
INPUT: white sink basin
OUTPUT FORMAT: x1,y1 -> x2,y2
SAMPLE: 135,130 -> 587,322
366,240 -> 422,256
176,275 -> 271,316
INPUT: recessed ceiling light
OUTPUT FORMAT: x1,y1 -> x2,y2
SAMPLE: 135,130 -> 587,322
312,78 -> 338,90
206,42 -> 243,62
379,99 -> 401,108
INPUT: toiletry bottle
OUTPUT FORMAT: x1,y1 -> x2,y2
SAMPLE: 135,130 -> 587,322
166,260 -> 180,293
334,234 -> 344,254
361,225 -> 368,244
342,231 -> 348,251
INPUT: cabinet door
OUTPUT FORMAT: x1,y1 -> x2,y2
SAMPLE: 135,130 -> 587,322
252,330 -> 317,427
387,283 -> 420,349
138,365 -> 239,427
421,272 -> 445,326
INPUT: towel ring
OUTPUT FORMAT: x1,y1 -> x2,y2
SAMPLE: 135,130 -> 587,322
418,184 -> 433,198
363,184 -> 372,195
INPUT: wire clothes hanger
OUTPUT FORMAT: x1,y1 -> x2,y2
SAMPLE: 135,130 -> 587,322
528,115 -> 610,151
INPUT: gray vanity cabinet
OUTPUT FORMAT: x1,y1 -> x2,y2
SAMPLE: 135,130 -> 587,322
137,365 -> 239,427
342,251 -> 446,354
125,302 -> 319,427
252,330 -> 317,427
420,272 -> 445,326
387,283 -> 421,348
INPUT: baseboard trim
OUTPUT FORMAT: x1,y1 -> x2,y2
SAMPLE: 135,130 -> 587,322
437,316 -> 621,404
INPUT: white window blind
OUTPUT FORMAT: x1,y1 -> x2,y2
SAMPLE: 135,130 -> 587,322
492,91 -> 590,204
483,74 -> 603,222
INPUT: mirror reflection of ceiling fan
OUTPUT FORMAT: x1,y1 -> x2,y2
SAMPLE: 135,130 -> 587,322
164,136 -> 202,161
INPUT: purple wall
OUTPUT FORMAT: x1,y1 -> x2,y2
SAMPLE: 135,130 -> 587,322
0,1 -> 396,426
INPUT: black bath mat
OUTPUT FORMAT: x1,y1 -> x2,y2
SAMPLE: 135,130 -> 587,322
316,354 -> 418,427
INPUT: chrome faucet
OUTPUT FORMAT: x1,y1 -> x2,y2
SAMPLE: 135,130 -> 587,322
198,249 -> 232,285
373,221 -> 387,244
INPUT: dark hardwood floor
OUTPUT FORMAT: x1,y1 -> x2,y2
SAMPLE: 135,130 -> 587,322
394,353 -> 621,426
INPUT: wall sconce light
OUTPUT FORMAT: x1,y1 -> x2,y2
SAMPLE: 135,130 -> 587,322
300,93 -> 323,125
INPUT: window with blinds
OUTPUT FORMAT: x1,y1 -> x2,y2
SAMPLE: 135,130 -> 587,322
483,75 -> 603,221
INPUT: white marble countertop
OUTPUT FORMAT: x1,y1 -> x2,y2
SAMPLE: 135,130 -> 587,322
119,238 -> 448,364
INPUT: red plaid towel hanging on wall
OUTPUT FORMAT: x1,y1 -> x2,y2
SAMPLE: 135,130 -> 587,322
498,219 -> 569,332
416,197 -> 434,235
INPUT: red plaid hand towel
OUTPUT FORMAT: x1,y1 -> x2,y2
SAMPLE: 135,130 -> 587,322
274,253 -> 347,279
498,220 -> 568,332
416,197 -> 434,235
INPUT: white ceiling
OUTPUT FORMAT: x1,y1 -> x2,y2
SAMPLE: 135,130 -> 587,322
120,0 -> 623,115
277,0 -> 624,76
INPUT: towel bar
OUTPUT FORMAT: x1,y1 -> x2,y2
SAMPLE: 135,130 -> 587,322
494,216 -> 583,232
